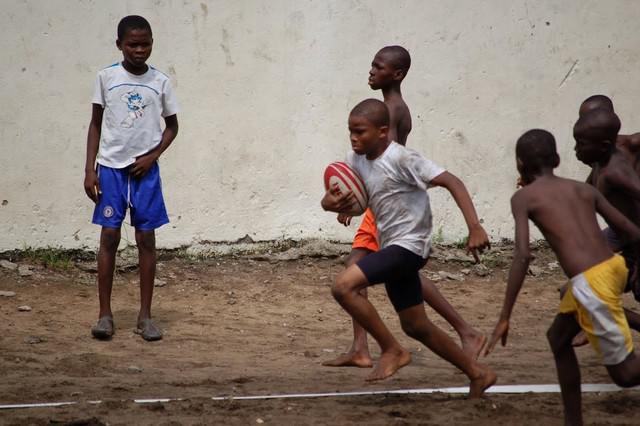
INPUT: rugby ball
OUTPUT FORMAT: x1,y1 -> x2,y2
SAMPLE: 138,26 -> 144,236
323,162 -> 368,216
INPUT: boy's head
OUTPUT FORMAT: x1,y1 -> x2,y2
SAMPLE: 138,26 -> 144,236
579,94 -> 614,117
348,99 -> 390,156
369,46 -> 411,90
515,129 -> 560,184
573,108 -> 621,165
116,16 -> 153,70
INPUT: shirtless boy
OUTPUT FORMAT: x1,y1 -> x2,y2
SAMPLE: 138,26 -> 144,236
485,129 -> 640,425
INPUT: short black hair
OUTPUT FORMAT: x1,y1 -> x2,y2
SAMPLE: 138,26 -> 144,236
117,15 -> 152,40
516,129 -> 560,173
579,94 -> 613,117
377,46 -> 411,75
350,99 -> 390,127
574,108 -> 621,142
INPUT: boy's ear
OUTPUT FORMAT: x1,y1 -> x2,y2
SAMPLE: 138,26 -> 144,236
379,125 -> 389,139
393,69 -> 405,81
116,39 -> 122,51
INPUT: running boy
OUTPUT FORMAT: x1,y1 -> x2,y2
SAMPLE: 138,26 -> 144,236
84,15 -> 179,341
484,129 -> 640,425
321,99 -> 496,395
324,46 -> 487,368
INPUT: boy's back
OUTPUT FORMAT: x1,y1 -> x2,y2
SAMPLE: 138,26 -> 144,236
385,93 -> 411,145
514,176 -> 614,277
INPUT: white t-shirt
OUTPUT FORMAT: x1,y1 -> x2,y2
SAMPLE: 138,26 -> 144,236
92,63 -> 180,168
346,142 -> 445,258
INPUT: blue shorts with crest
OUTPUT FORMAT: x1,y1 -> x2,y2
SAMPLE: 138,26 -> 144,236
92,162 -> 169,231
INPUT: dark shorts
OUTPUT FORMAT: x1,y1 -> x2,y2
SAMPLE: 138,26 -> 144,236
92,163 -> 169,231
356,245 -> 427,312
603,227 -> 638,300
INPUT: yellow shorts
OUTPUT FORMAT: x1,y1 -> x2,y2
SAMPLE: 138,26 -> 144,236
352,208 -> 379,252
559,254 -> 633,365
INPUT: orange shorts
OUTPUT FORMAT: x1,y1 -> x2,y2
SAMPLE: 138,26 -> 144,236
352,208 -> 379,252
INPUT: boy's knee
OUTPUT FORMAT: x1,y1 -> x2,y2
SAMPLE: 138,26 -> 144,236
332,272 -> 354,303
101,228 -> 121,251
546,325 -> 562,352
609,367 -> 636,388
399,315 -> 427,340
136,230 -> 156,251
546,320 -> 572,353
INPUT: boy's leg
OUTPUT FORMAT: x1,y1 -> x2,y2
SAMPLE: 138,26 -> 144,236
547,313 -> 583,426
129,162 -> 168,342
606,351 -> 640,387
323,248 -> 374,368
420,275 -> 486,359
135,229 -> 162,341
332,264 -> 411,380
397,304 -> 496,398
92,226 -> 121,339
624,308 -> 640,332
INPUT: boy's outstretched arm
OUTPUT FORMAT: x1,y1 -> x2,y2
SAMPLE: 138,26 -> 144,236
485,193 -> 532,355
84,104 -> 104,203
131,114 -> 179,178
430,171 -> 490,261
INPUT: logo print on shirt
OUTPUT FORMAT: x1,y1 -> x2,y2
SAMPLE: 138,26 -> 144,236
103,206 -> 114,218
120,90 -> 149,128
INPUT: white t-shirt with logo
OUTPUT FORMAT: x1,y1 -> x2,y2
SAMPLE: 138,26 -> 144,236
92,63 -> 180,168
346,142 -> 445,258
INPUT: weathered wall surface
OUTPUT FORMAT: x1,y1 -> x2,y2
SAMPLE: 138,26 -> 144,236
1,0 -> 639,250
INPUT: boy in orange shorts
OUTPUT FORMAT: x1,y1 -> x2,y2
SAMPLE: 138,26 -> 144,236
323,46 -> 488,369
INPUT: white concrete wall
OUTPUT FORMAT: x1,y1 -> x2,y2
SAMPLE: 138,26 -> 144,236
1,0 -> 639,251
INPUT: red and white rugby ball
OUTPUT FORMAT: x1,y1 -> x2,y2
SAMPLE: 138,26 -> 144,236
323,162 -> 368,216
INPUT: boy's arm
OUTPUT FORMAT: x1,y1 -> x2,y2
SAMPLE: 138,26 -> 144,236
485,193 -> 532,355
595,188 -> 640,291
430,171 -> 490,261
84,104 -> 104,203
130,114 -> 179,178
605,165 -> 640,199
625,133 -> 640,153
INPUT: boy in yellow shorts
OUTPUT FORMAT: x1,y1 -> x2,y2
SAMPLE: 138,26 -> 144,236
485,129 -> 640,425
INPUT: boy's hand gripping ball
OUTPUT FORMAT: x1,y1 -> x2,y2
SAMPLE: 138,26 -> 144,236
323,162 -> 368,216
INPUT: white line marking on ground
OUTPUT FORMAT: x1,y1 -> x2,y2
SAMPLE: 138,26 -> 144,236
1,384 -> 637,410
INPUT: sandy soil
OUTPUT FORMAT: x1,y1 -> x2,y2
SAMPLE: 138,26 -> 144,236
1,243 -> 639,425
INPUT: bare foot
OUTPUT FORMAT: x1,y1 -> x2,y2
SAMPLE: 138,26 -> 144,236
468,364 -> 497,398
571,331 -> 589,347
365,348 -> 411,381
462,333 -> 487,360
322,351 -> 373,368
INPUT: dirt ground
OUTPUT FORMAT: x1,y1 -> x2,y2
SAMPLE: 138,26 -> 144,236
1,243 -> 639,425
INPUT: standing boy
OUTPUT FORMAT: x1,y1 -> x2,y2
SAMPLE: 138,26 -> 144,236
324,46 -> 487,368
485,129 -> 640,425
321,99 -> 496,395
84,15 -> 179,341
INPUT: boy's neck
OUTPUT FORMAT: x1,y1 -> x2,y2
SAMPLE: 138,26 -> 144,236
122,60 -> 149,75
365,138 -> 392,160
381,83 -> 402,101
524,169 -> 555,185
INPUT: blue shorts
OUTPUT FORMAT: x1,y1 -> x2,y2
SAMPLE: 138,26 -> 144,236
92,162 -> 169,231
356,245 -> 427,312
